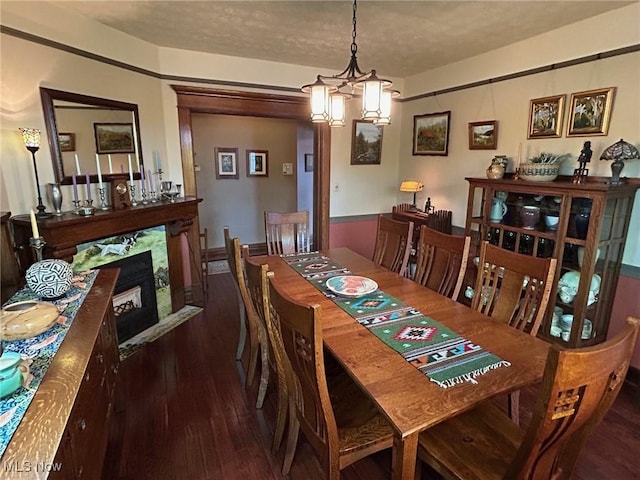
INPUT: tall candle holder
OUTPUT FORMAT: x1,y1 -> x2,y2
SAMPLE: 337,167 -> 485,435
72,200 -> 82,211
150,190 -> 158,203
141,187 -> 148,205
98,186 -> 110,210
29,236 -> 46,262
129,183 -> 138,207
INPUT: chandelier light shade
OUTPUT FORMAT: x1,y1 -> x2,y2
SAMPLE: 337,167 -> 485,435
301,0 -> 398,127
19,128 -> 51,218
400,181 -> 424,211
599,138 -> 640,185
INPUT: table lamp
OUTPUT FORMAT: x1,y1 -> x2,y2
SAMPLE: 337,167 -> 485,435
599,138 -> 640,185
19,128 -> 52,218
400,181 -> 423,212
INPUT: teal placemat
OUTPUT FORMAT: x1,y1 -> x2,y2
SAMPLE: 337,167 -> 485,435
0,270 -> 98,457
282,252 -> 509,388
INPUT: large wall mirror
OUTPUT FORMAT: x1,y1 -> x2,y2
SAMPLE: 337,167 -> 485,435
40,87 -> 143,184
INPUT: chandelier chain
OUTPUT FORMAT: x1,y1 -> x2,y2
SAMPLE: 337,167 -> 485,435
351,0 -> 358,56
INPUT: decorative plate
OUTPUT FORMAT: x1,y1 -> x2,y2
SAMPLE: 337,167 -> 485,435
325,275 -> 378,298
1,301 -> 59,341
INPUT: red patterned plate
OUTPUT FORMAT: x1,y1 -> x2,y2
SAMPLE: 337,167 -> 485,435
325,275 -> 378,298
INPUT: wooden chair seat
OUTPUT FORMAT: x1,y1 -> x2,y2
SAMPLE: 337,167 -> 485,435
418,316 -> 639,480
372,214 -> 413,277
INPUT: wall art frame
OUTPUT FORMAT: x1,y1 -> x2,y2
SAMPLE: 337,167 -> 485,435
468,120 -> 498,150
246,149 -> 268,177
58,132 -> 75,152
215,147 -> 239,179
94,122 -> 135,154
527,95 -> 565,139
351,120 -> 383,165
413,111 -> 451,156
566,87 -> 615,137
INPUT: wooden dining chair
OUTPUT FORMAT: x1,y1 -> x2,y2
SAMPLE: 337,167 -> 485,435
242,247 -> 292,455
472,240 -> 557,424
264,210 -> 310,255
417,316 -> 639,480
268,276 -> 394,479
372,214 -> 413,277
426,209 -> 453,234
413,225 -> 471,300
223,227 -> 270,408
392,203 -> 413,214
199,228 -> 209,297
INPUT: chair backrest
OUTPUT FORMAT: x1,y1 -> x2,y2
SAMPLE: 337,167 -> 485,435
267,276 -> 340,472
392,203 -> 413,214
472,241 -> 556,336
506,316 -> 639,478
264,210 -> 310,255
413,225 -> 470,300
426,209 -> 452,234
372,215 -> 413,277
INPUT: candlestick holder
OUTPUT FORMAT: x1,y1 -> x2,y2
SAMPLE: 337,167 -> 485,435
150,191 -> 158,203
157,168 -> 163,184
129,183 -> 138,207
98,187 -> 110,210
29,236 -> 46,262
140,187 -> 148,205
72,200 -> 82,211
85,199 -> 93,208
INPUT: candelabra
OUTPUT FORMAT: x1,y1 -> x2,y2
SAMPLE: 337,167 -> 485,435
19,128 -> 52,219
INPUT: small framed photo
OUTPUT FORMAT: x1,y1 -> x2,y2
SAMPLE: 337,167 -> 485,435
566,87 -> 615,137
215,147 -> 239,179
58,132 -> 75,152
527,95 -> 565,139
351,120 -> 383,165
94,123 -> 135,154
247,149 -> 268,177
413,111 -> 451,156
304,153 -> 314,172
468,120 -> 498,150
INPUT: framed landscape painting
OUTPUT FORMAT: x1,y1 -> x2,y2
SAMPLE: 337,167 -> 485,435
566,87 -> 615,137
413,111 -> 451,156
527,95 -> 564,139
246,149 -> 268,177
94,123 -> 135,154
468,120 -> 498,150
351,120 -> 383,165
215,147 -> 239,179
58,132 -> 75,152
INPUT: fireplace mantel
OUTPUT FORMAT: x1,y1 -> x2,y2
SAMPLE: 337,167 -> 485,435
11,197 -> 202,311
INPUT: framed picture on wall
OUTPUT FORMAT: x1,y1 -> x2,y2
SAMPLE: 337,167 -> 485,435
215,147 -> 239,179
468,120 -> 498,150
94,123 -> 135,153
304,153 -> 314,172
58,132 -> 76,152
413,111 -> 451,156
351,120 -> 383,165
527,95 -> 565,139
566,87 -> 615,137
246,149 -> 268,177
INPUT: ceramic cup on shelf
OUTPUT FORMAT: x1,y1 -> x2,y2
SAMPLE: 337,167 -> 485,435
489,197 -> 507,222
544,214 -> 559,230
520,205 -> 540,230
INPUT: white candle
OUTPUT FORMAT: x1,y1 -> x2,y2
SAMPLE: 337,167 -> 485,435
30,209 -> 40,238
156,151 -> 162,171
148,168 -> 154,192
127,154 -> 134,183
74,154 -> 81,175
108,154 -> 113,174
136,153 -> 140,173
517,142 -> 522,167
96,154 -> 103,187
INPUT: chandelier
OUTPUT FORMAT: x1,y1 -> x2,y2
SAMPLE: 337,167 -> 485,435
301,0 -> 399,127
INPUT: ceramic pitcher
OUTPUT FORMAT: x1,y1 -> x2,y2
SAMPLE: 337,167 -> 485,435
489,197 -> 507,222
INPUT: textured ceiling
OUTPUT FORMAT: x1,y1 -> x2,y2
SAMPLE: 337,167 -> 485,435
52,1 -> 631,78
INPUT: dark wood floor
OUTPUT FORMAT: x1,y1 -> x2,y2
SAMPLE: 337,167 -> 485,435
103,272 -> 640,479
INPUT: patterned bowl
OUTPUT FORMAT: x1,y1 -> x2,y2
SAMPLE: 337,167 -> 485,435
25,259 -> 73,299
518,163 -> 561,182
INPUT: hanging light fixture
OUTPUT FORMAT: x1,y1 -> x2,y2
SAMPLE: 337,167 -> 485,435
302,0 -> 398,127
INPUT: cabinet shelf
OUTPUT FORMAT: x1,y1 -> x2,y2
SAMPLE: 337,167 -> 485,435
465,176 -> 639,348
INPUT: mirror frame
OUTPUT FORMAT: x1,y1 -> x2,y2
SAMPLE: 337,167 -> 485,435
40,87 -> 143,185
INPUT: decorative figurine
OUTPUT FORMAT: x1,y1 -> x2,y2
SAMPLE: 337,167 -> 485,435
572,141 -> 592,183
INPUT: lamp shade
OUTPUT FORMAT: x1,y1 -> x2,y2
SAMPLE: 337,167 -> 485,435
400,181 -> 424,193
19,128 -> 41,148
599,138 -> 640,162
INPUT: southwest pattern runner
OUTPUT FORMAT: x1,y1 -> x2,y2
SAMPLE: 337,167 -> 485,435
282,252 -> 510,388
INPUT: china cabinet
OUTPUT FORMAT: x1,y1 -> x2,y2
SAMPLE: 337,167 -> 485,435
464,175 -> 639,347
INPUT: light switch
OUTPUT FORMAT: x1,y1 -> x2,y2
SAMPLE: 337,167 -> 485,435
282,163 -> 293,175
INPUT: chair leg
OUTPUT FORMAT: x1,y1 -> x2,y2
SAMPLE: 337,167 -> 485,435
272,379 -> 288,453
508,389 -> 520,425
282,401 -> 300,475
235,290 -> 247,361
255,329 -> 270,409
246,328 -> 260,388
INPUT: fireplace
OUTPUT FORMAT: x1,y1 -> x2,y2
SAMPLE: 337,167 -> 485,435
96,251 -> 159,342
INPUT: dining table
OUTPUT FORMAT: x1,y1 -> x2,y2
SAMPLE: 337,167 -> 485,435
259,247 -> 550,480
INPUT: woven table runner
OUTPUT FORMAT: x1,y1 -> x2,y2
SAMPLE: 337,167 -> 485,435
282,252 -> 510,388
0,270 -> 98,457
